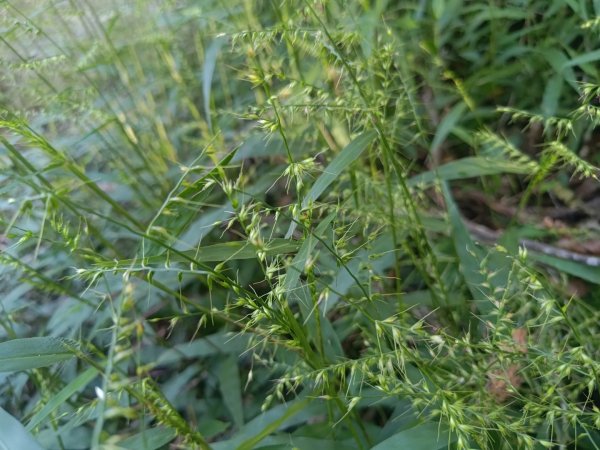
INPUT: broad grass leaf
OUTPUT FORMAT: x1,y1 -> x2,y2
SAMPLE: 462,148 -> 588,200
541,74 -> 564,116
542,48 -> 578,90
236,398 -> 312,450
442,182 -> 494,313
251,436 -> 355,450
0,406 -> 44,450
562,49 -> 600,69
0,337 -> 76,372
323,232 -> 396,314
302,131 -> 376,209
211,397 -> 321,450
284,213 -> 335,294
217,354 -> 244,428
529,253 -> 600,284
143,149 -> 238,256
371,422 -> 451,450
101,238 -> 300,269
203,35 -> 226,131
409,157 -> 533,187
27,367 -> 97,430
118,427 -> 176,450
232,134 -> 285,162
430,101 -> 467,155
175,167 -> 284,250
156,332 -> 250,365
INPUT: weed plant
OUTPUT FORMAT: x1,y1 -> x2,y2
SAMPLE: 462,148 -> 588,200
1,1 -> 600,449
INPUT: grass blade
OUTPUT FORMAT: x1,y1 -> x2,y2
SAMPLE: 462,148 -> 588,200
203,36 -> 226,131
430,101 -> 467,156
119,427 -> 176,450
27,367 -> 97,430
529,253 -> 600,284
409,156 -> 534,187
216,354 -> 244,428
97,238 -> 300,270
442,182 -> 494,313
0,337 -> 76,372
371,422 -> 451,450
0,406 -> 44,450
302,131 -> 376,209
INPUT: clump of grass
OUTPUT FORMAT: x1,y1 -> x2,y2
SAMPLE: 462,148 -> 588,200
1,1 -> 600,449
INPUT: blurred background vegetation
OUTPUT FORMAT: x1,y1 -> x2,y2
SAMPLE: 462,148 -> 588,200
1,1 -> 600,449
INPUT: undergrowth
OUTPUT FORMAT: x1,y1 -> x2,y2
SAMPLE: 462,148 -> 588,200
1,1 -> 600,449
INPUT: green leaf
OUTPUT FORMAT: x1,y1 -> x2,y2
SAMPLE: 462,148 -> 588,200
541,74 -> 564,117
285,130 -> 375,238
542,48 -> 578,90
27,367 -> 97,430
529,253 -> 600,284
0,406 -> 44,450
253,436 -> 356,450
212,397 -> 321,450
430,101 -> 467,154
217,354 -> 244,428
324,232 -> 396,313
157,332 -> 250,365
237,398 -> 312,450
98,238 -> 300,269
118,427 -> 176,450
562,49 -> 600,68
302,131 -> 376,209
284,213 -> 335,294
371,422 -> 451,450
442,182 -> 494,313
203,36 -> 226,131
143,149 -> 238,256
0,337 -> 76,372
409,157 -> 533,187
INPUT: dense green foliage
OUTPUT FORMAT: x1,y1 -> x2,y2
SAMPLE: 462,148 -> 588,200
1,1 -> 600,448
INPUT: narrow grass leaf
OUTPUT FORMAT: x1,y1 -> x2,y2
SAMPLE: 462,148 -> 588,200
371,422 -> 451,450
236,398 -> 312,450
118,427 -> 176,450
144,149 -> 238,255
542,74 -> 564,116
430,101 -> 467,155
157,332 -> 250,365
216,354 -> 244,428
562,49 -> 600,68
251,436 -> 356,450
0,406 -> 44,450
324,232 -> 396,313
100,238 -> 300,269
27,367 -> 97,430
409,157 -> 533,187
529,253 -> 600,284
442,182 -> 493,312
0,337 -> 76,372
211,397 -> 320,450
202,36 -> 226,131
302,131 -> 376,209
542,48 -> 578,90
284,213 -> 335,293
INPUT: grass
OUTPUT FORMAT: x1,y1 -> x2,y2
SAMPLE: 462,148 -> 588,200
1,1 -> 600,449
